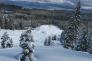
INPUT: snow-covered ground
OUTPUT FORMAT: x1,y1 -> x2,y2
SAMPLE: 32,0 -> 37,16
32,25 -> 62,46
0,30 -> 25,47
0,25 -> 92,61
0,25 -> 62,46
0,46 -> 92,61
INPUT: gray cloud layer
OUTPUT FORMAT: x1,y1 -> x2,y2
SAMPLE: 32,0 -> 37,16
11,0 -> 92,6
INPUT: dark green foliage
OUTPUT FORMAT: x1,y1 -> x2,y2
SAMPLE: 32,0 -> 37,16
52,35 -> 57,40
87,32 -> 92,54
1,32 -> 13,48
44,36 -> 52,46
19,29 -> 34,61
75,31 -> 89,52
63,0 -> 81,49
19,22 -> 24,30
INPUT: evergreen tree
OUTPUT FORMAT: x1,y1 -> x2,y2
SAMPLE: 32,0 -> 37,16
3,14 -> 10,29
76,30 -> 89,51
19,28 -> 34,51
60,30 -> 66,45
87,32 -> 92,54
48,36 -> 51,46
19,22 -> 24,30
44,36 -> 52,46
63,0 -> 81,49
6,38 -> 13,48
0,18 -> 2,28
52,35 -> 57,40
1,32 -> 9,48
44,38 -> 48,46
19,29 -> 35,61
1,32 -> 13,48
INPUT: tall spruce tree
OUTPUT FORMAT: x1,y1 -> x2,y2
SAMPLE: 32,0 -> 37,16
87,32 -> 92,54
76,30 -> 89,51
63,0 -> 81,49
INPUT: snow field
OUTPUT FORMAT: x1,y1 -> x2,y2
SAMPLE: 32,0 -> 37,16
0,25 -> 92,61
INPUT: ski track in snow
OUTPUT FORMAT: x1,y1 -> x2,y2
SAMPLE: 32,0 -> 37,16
0,25 -> 92,61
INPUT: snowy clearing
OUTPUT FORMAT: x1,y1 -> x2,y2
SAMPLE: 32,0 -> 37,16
0,25 -> 62,46
0,25 -> 92,61
0,46 -> 92,61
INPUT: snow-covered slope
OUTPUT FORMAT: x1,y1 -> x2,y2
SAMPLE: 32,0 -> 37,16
0,47 -> 22,61
1,0 -> 92,11
0,25 -> 62,46
0,25 -> 92,61
35,46 -> 92,61
32,25 -> 62,46
0,46 -> 92,61
0,30 -> 24,47
2,0 -> 74,10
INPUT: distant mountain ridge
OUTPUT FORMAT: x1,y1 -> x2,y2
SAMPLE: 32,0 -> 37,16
0,0 -> 92,13
1,0 -> 74,10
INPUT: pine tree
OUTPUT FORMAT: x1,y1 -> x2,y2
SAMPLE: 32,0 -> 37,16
44,38 -> 48,46
19,28 -> 34,51
0,18 -> 2,28
1,32 -> 9,48
52,35 -> 56,40
1,32 -> 13,48
6,38 -> 13,48
76,30 -> 89,51
63,0 -> 81,49
60,30 -> 66,45
44,36 -> 52,46
87,32 -> 92,54
3,14 -> 10,29
19,29 -> 35,61
19,22 -> 24,30
48,36 -> 52,46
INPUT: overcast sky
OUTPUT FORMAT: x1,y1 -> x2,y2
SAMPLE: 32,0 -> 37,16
0,0 -> 92,7
11,0 -> 92,7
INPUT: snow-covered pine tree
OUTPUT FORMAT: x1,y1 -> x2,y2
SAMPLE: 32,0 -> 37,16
52,35 -> 57,40
6,38 -> 13,48
19,28 -> 34,52
19,29 -> 35,61
1,32 -> 13,48
87,32 -> 92,54
48,36 -> 52,46
44,36 -> 52,46
60,30 -> 66,45
44,38 -> 48,46
1,32 -> 9,48
76,30 -> 89,52
0,17 -> 2,28
63,0 -> 81,49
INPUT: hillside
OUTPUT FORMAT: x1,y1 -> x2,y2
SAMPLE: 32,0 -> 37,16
0,3 -> 22,11
0,3 -> 92,29
0,25 -> 92,61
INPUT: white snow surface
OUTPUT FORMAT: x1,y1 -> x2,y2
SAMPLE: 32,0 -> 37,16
0,25 -> 92,61
32,25 -> 62,46
0,46 -> 92,61
0,30 -> 25,47
0,25 -> 62,46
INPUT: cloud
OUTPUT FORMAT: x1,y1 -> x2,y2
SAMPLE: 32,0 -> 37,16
11,0 -> 65,3
0,0 -> 8,2
11,0 -> 92,6
68,0 -> 92,7
8,0 -> 92,9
